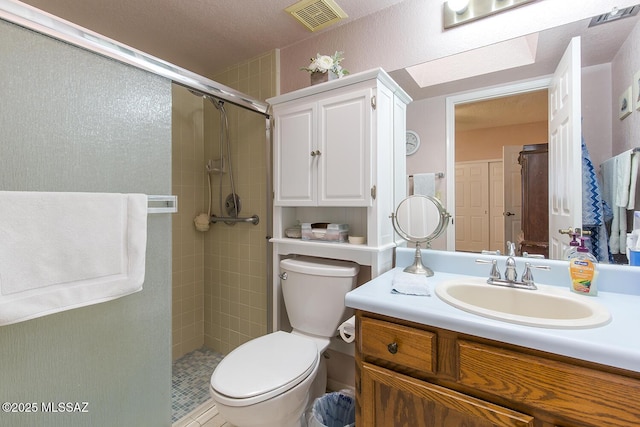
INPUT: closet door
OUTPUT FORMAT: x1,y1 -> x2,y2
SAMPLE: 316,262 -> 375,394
455,161 -> 489,252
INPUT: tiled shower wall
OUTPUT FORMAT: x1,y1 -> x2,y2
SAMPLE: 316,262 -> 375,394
204,51 -> 278,354
172,50 -> 279,360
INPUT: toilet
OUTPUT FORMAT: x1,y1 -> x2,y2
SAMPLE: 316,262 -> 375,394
209,256 -> 359,427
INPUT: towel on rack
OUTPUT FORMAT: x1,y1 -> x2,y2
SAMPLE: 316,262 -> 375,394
605,150 -> 637,254
581,139 -> 612,263
627,151 -> 640,210
412,173 -> 435,197
615,150 -> 633,208
0,191 -> 147,326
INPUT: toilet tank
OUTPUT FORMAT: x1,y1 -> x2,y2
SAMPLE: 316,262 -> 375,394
280,256 -> 359,338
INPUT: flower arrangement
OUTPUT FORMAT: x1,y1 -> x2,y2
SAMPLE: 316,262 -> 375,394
300,51 -> 349,78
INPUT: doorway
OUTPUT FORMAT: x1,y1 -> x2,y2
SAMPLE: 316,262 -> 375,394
446,81 -> 549,253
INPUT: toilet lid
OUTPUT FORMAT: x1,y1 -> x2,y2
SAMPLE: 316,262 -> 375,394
210,331 -> 318,406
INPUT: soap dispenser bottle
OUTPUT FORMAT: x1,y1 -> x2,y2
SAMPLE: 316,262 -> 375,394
568,237 -> 598,296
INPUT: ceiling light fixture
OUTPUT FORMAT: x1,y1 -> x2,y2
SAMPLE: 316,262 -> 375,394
443,0 -> 539,29
447,0 -> 470,14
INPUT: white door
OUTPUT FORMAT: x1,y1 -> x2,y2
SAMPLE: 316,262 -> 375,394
489,160 -> 505,252
503,145 -> 523,249
455,161 -> 489,252
548,37 -> 582,259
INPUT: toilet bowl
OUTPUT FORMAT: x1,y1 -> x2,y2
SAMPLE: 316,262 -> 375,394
209,256 -> 359,427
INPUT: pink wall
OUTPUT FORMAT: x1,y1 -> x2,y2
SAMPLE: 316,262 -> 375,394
278,0 -> 638,95
582,63 -> 613,169
611,19 -> 640,155
456,121 -> 547,162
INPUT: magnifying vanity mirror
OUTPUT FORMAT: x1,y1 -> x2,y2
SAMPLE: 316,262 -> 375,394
392,195 -> 451,276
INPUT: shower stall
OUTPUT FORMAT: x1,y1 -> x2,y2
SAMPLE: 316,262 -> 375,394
171,53 -> 276,359
0,2 -> 276,424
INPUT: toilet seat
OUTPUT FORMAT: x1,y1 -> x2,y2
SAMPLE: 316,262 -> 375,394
210,331 -> 319,407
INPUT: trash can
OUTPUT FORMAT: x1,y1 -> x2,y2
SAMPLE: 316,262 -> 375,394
308,390 -> 356,427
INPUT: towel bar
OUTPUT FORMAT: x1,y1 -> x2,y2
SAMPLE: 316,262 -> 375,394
409,172 -> 445,179
147,195 -> 178,214
210,214 -> 259,225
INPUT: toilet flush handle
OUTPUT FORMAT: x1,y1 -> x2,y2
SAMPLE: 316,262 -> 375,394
279,272 -> 287,280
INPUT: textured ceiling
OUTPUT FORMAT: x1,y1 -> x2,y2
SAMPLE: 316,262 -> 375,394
455,90 -> 548,132
19,0 -> 407,79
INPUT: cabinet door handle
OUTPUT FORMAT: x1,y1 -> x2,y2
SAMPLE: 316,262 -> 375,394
387,342 -> 398,354
310,150 -> 321,157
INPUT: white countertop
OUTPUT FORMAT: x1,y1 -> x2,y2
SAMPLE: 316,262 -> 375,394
345,249 -> 640,373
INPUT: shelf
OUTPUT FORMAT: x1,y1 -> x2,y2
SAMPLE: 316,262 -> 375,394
271,238 -> 395,266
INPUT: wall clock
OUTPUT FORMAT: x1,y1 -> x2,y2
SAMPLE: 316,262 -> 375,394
406,130 -> 420,156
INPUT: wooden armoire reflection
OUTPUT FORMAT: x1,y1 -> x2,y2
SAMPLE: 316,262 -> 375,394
518,143 -> 548,258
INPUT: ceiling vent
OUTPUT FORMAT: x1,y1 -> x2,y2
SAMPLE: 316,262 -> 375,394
589,4 -> 639,27
285,0 -> 348,32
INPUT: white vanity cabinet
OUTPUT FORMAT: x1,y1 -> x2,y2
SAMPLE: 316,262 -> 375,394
268,69 -> 411,330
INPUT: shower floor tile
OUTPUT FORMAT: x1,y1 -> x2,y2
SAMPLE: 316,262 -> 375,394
172,346 -> 224,424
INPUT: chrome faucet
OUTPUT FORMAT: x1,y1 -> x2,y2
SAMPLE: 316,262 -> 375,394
504,256 -> 518,282
476,244 -> 550,291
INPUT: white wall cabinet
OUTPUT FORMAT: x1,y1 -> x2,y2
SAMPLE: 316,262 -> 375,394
268,68 -> 411,330
274,87 -> 371,206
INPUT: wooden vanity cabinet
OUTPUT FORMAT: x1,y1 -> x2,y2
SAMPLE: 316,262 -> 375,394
356,311 -> 640,427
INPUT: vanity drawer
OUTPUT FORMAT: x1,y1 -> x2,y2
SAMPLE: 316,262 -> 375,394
360,317 -> 435,373
457,340 -> 640,427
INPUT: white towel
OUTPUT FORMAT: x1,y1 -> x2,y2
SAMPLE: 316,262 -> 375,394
391,269 -> 431,296
627,151 -> 640,210
412,173 -> 435,197
615,150 -> 632,208
0,191 -> 147,326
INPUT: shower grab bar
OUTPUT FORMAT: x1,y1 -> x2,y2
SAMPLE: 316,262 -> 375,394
210,214 -> 259,225
147,195 -> 178,214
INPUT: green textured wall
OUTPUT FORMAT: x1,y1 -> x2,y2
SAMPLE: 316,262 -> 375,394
0,19 -> 172,427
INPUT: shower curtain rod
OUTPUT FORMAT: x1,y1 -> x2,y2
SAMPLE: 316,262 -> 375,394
0,0 -> 270,118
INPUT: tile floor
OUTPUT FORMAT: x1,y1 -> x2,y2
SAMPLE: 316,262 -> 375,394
171,399 -> 234,427
172,347 -> 225,424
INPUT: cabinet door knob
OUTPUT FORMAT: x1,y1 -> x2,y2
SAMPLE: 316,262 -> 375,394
311,151 -> 316,157
387,342 -> 398,354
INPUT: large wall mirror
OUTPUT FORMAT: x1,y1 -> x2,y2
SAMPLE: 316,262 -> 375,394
396,7 -> 640,265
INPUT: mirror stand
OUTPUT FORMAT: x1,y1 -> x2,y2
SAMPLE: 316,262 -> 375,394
404,241 -> 434,276
392,195 -> 451,276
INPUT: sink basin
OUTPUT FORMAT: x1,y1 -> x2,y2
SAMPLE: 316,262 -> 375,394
435,277 -> 611,329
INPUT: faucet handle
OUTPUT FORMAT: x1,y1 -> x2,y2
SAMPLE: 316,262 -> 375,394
522,252 -> 545,259
506,241 -> 516,257
521,262 -> 551,287
475,259 -> 501,280
481,249 -> 501,255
